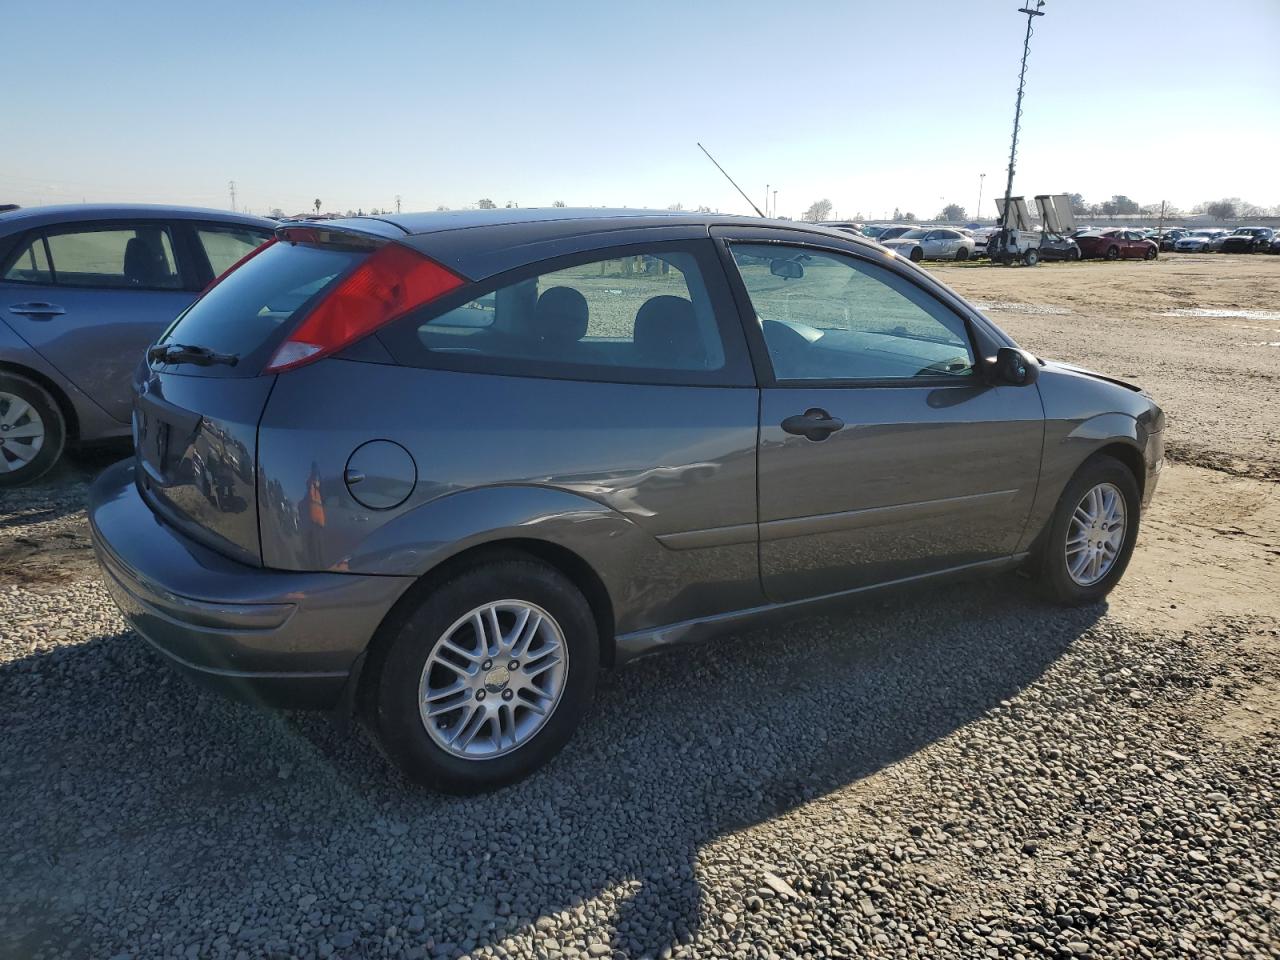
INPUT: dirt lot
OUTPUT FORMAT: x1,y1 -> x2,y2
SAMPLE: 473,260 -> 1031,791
1,254 -> 1277,960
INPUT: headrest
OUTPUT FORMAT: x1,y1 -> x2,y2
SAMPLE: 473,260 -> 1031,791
533,286 -> 589,344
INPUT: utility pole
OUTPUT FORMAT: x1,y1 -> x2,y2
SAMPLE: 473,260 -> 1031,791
765,185 -> 770,218
999,2 -> 1046,230
977,173 -> 986,221
1157,199 -> 1167,235
772,190 -> 778,219
228,180 -> 237,212
395,194 -> 401,214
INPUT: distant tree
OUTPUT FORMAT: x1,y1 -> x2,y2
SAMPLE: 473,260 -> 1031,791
1101,195 -> 1139,216
695,205 -> 713,214
802,198 -> 833,222
939,203 -> 966,222
476,198 -> 496,209
436,205 -> 450,211
505,201 -> 518,208
667,202 -> 684,211
854,211 -> 864,220
892,207 -> 902,220
552,200 -> 566,207
357,208 -> 363,216
1066,193 -> 1087,214
314,198 -> 322,214
1206,199 -> 1237,221
902,211 -> 917,222
269,207 -> 285,219
1238,200 -> 1263,217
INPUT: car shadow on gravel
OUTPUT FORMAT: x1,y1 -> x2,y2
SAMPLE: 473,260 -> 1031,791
0,576 -> 1102,959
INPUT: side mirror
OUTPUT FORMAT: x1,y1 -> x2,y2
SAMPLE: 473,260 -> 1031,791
992,347 -> 1039,386
770,258 -> 804,280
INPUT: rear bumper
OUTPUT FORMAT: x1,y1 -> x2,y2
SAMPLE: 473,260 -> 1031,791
89,461 -> 414,709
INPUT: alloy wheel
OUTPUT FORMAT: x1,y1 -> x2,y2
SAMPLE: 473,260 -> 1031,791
1065,482 -> 1127,586
0,391 -> 46,475
418,600 -> 568,760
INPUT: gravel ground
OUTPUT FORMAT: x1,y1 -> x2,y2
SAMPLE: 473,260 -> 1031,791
2,256 -> 1279,959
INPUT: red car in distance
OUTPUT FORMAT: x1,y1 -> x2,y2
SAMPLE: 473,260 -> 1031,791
1072,228 -> 1158,261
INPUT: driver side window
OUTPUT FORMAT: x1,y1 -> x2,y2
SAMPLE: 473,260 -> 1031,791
727,243 -> 975,381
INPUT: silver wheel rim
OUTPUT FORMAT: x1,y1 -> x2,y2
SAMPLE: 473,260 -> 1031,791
1065,482 -> 1127,586
419,600 -> 568,760
0,391 -> 46,474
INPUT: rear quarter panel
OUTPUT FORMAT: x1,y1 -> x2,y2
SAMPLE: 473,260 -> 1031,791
256,359 -> 764,635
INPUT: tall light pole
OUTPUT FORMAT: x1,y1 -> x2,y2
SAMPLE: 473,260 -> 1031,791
977,173 -> 986,221
1000,2 -> 1046,230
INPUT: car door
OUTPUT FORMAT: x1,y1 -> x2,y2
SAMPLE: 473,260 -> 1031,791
714,228 -> 1044,603
0,220 -> 199,422
921,230 -> 947,259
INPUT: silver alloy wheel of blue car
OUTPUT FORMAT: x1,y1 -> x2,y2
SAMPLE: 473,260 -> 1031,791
418,600 -> 568,760
0,391 -> 45,475
1065,482 -> 1127,587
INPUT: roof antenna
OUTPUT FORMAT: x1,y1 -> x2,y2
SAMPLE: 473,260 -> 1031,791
697,143 -> 766,217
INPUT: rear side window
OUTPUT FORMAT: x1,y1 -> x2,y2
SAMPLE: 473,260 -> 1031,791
196,225 -> 273,278
381,243 -> 752,386
2,235 -> 52,283
46,226 -> 182,289
161,241 -> 361,373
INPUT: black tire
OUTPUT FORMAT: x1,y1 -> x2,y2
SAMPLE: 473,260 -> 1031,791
1068,247 -> 1080,261
1104,245 -> 1120,261
0,373 -> 66,487
909,246 -> 924,262
1023,248 -> 1039,267
1034,454 -> 1141,605
956,247 -> 970,261
368,554 -> 599,793
1144,246 -> 1157,260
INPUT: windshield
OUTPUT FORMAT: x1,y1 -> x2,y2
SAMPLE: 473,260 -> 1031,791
898,229 -> 929,239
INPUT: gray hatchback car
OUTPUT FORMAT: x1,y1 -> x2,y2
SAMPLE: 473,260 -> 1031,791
0,204 -> 274,484
89,209 -> 1164,792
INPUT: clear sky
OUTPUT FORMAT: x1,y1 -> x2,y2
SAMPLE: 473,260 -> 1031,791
3,0 -> 1278,220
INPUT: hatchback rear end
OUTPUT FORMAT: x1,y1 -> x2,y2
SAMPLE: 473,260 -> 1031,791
89,224 -> 429,708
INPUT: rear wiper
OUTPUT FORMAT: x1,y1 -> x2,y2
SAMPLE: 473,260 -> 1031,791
147,343 -> 239,367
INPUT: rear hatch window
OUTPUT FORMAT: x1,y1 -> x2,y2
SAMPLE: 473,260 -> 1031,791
158,241 -> 364,376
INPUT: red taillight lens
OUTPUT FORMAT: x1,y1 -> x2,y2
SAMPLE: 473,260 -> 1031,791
202,237 -> 277,293
265,243 -> 465,373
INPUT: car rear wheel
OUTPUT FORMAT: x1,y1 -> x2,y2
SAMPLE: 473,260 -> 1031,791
1144,246 -> 1157,260
1034,454 -> 1141,605
1023,248 -> 1039,267
0,373 -> 65,487
955,247 -> 969,261
1104,245 -> 1120,261
368,554 -> 599,793
909,247 -> 924,262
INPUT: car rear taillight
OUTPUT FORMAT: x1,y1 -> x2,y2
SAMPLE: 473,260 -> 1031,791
265,242 -> 465,373
202,237 -> 278,293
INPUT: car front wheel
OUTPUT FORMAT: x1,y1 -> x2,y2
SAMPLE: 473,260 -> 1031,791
0,373 -> 65,487
1105,246 -> 1120,261
368,554 -> 599,793
1035,454 -> 1141,605
909,247 -> 924,262
1144,246 -> 1157,260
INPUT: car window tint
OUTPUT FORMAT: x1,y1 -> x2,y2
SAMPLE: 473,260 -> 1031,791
728,243 -> 974,381
2,235 -> 52,284
196,225 -> 272,278
412,250 -> 727,374
44,226 -> 181,289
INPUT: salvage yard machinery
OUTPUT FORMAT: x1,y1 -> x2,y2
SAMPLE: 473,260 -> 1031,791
988,193 -> 1076,266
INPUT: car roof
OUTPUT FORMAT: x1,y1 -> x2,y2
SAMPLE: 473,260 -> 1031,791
0,203 -> 276,232
297,207 -> 886,281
